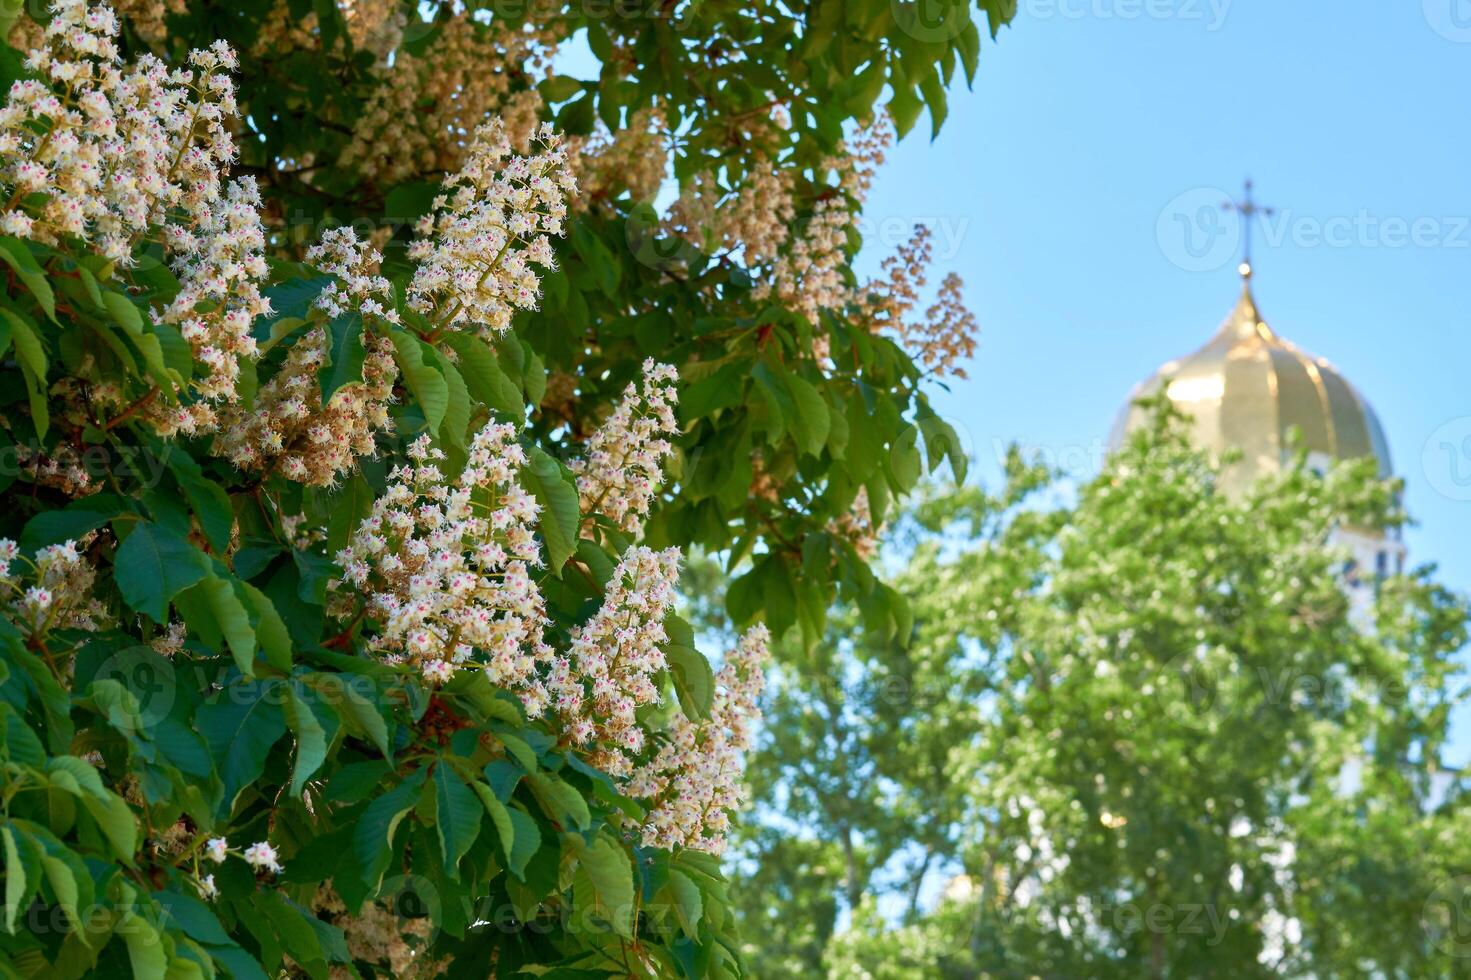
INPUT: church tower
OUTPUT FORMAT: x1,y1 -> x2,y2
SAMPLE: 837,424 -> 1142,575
1109,184 -> 1404,601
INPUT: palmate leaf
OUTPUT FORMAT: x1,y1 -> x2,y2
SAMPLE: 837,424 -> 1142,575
389,328 -> 448,433
113,522 -> 209,622
196,682 -> 287,817
571,832 -> 636,938
520,447 -> 580,572
317,312 -> 367,403
354,770 -> 427,890
431,766 -> 482,879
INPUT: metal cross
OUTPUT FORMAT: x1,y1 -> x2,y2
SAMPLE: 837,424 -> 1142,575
1221,178 -> 1276,270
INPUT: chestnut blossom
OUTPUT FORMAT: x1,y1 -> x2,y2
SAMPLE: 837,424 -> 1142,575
753,115 -> 893,343
242,841 -> 283,874
857,225 -> 979,380
406,120 -> 574,340
215,228 -> 400,485
545,546 -> 683,779
204,837 -> 228,863
329,424 -> 553,692
0,538 -> 106,635
570,107 -> 669,210
342,14 -> 555,183
913,272 -> 980,380
112,0 -> 186,48
196,874 -> 218,901
569,359 -> 679,537
826,486 -> 882,560
667,159 -> 796,265
0,2 -> 269,433
151,621 -> 187,657
627,624 -> 771,855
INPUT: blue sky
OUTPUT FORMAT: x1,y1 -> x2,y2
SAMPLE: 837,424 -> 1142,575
858,2 -> 1471,755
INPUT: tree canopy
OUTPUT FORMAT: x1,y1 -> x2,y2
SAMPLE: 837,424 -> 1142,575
737,401 -> 1471,977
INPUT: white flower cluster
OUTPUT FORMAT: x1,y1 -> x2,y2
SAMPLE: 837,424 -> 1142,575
250,0 -> 406,59
858,226 -> 978,380
914,272 -> 979,380
0,538 -> 106,636
330,425 -> 552,689
569,107 -> 669,211
406,120 -> 574,340
0,1 -> 270,434
341,14 -> 555,183
628,624 -> 770,855
542,546 -> 682,777
196,835 -> 282,899
112,0 -> 186,47
215,228 -> 401,486
667,159 -> 796,265
569,359 -> 679,537
752,116 -> 892,335
15,444 -> 98,497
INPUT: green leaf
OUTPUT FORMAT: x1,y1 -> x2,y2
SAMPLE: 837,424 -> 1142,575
0,237 -> 55,320
21,497 -> 121,554
197,575 -> 258,676
1,306 -> 49,436
572,833 -> 635,938
317,674 -> 391,758
283,685 -> 329,798
538,74 -> 584,102
0,306 -> 45,382
241,581 -> 292,671
197,682 -> 287,815
467,781 -> 518,873
162,447 -> 234,552
355,772 -> 427,889
664,869 -> 703,939
438,332 -> 524,417
431,767 -> 482,879
526,772 -> 590,831
120,907 -> 169,979
390,329 -> 449,434
782,371 -> 832,458
521,447 -> 579,572
1,825 -> 34,934
113,522 -> 209,621
665,617 -> 714,721
504,806 -> 541,881
317,313 -> 367,403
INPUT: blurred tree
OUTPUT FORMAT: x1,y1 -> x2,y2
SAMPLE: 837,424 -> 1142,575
740,398 -> 1471,978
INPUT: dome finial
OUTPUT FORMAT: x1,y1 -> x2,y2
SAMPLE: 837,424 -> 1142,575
1221,177 -> 1275,274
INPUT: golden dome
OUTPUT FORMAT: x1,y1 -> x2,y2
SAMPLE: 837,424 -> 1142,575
1110,268 -> 1393,490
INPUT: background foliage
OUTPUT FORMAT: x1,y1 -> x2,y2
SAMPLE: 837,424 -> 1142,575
729,401 -> 1471,977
